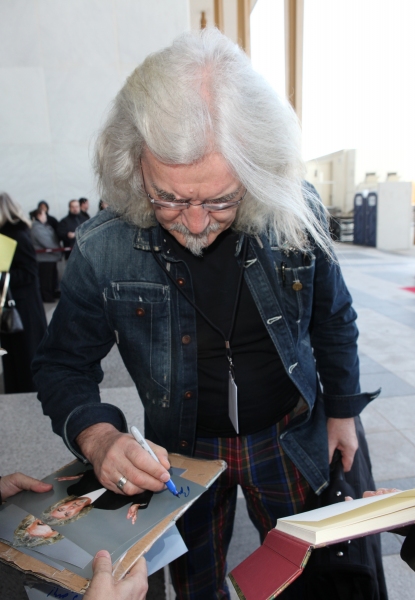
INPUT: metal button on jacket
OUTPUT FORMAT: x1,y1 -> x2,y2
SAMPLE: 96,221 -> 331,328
184,391 -> 193,399
292,281 -> 303,291
182,335 -> 191,344
136,307 -> 145,316
176,278 -> 186,286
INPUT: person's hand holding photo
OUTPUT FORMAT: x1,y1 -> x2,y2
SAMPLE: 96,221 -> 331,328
84,551 -> 148,600
0,473 -> 52,501
1,470 -> 151,597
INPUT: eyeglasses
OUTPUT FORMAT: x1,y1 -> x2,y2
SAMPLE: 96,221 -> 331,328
140,159 -> 246,212
147,193 -> 245,212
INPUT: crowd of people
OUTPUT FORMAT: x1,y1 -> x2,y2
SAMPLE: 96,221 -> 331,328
0,193 -> 105,394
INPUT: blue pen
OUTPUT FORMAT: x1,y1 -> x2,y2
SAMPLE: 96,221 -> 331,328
130,426 -> 179,497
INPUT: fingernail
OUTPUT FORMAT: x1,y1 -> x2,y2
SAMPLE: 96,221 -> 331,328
160,473 -> 170,483
95,550 -> 110,558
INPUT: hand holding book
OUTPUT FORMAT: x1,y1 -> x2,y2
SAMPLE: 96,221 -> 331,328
343,487 -> 400,502
229,488 -> 415,599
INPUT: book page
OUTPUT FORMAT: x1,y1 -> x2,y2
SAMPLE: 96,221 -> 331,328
277,489 -> 415,530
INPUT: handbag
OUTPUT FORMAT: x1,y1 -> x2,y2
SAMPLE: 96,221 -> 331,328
0,272 -> 24,334
299,418 -> 389,600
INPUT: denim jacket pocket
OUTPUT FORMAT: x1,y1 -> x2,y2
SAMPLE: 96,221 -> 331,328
105,282 -> 171,396
274,253 -> 316,340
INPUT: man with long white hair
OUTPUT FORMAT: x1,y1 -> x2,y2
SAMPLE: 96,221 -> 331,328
34,29 -> 380,599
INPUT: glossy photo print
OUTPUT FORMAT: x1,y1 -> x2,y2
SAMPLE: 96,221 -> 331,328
0,504 -> 92,569
1,461 -> 205,578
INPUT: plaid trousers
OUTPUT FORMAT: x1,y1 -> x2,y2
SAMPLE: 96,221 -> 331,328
169,417 -> 310,600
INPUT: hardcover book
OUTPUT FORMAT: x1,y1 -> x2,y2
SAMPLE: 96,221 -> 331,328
229,489 -> 415,599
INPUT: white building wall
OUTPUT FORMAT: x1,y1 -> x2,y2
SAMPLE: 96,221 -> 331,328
0,0 -> 190,219
306,149 -> 356,213
377,182 -> 413,251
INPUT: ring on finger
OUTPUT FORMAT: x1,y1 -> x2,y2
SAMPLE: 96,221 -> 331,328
116,475 -> 128,490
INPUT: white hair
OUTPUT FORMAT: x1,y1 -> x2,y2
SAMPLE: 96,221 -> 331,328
0,192 -> 31,228
94,28 -> 332,255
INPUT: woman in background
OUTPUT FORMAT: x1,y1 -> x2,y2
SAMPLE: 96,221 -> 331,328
0,192 -> 47,393
30,208 -> 61,302
37,200 -> 59,232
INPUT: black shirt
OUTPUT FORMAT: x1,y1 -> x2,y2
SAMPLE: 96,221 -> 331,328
165,228 -> 299,437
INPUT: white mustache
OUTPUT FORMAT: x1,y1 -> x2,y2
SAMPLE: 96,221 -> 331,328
169,223 -> 221,256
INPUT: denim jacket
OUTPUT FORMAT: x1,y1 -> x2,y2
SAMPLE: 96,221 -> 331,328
33,209 -> 379,493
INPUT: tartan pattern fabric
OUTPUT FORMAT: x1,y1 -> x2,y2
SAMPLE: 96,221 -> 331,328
170,416 -> 310,600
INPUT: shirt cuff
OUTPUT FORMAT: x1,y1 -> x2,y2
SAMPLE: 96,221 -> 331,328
323,389 -> 381,418
63,403 -> 128,463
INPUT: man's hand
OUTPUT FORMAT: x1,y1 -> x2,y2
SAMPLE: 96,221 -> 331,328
327,417 -> 358,472
76,423 -> 171,495
84,550 -> 148,600
0,473 -> 52,501
67,231 -> 76,239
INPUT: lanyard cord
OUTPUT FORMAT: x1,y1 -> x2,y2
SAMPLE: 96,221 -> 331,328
149,229 -> 248,373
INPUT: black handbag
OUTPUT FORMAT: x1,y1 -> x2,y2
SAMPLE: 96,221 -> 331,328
300,418 -> 389,600
0,272 -> 24,335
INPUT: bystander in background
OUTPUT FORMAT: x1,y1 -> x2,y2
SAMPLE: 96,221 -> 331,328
57,199 -> 84,259
98,199 -> 108,211
30,208 -> 61,303
0,193 -> 46,393
37,201 -> 59,233
79,197 -> 91,221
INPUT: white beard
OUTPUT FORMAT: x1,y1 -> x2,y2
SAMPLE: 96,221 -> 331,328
168,222 -> 221,256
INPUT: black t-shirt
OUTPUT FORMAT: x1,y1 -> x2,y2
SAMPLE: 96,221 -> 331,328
164,228 -> 299,437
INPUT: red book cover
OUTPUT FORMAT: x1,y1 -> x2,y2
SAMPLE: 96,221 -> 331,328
229,529 -> 312,600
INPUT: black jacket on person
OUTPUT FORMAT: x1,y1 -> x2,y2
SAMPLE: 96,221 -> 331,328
57,213 -> 84,248
401,526 -> 415,571
67,469 -> 152,510
294,418 -> 388,600
46,214 -> 59,233
0,220 -> 47,393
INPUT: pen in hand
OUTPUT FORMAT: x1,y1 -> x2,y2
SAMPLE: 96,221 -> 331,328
130,426 -> 179,497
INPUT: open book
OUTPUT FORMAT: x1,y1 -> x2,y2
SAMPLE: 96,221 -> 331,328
276,488 -> 415,545
229,489 -> 415,600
